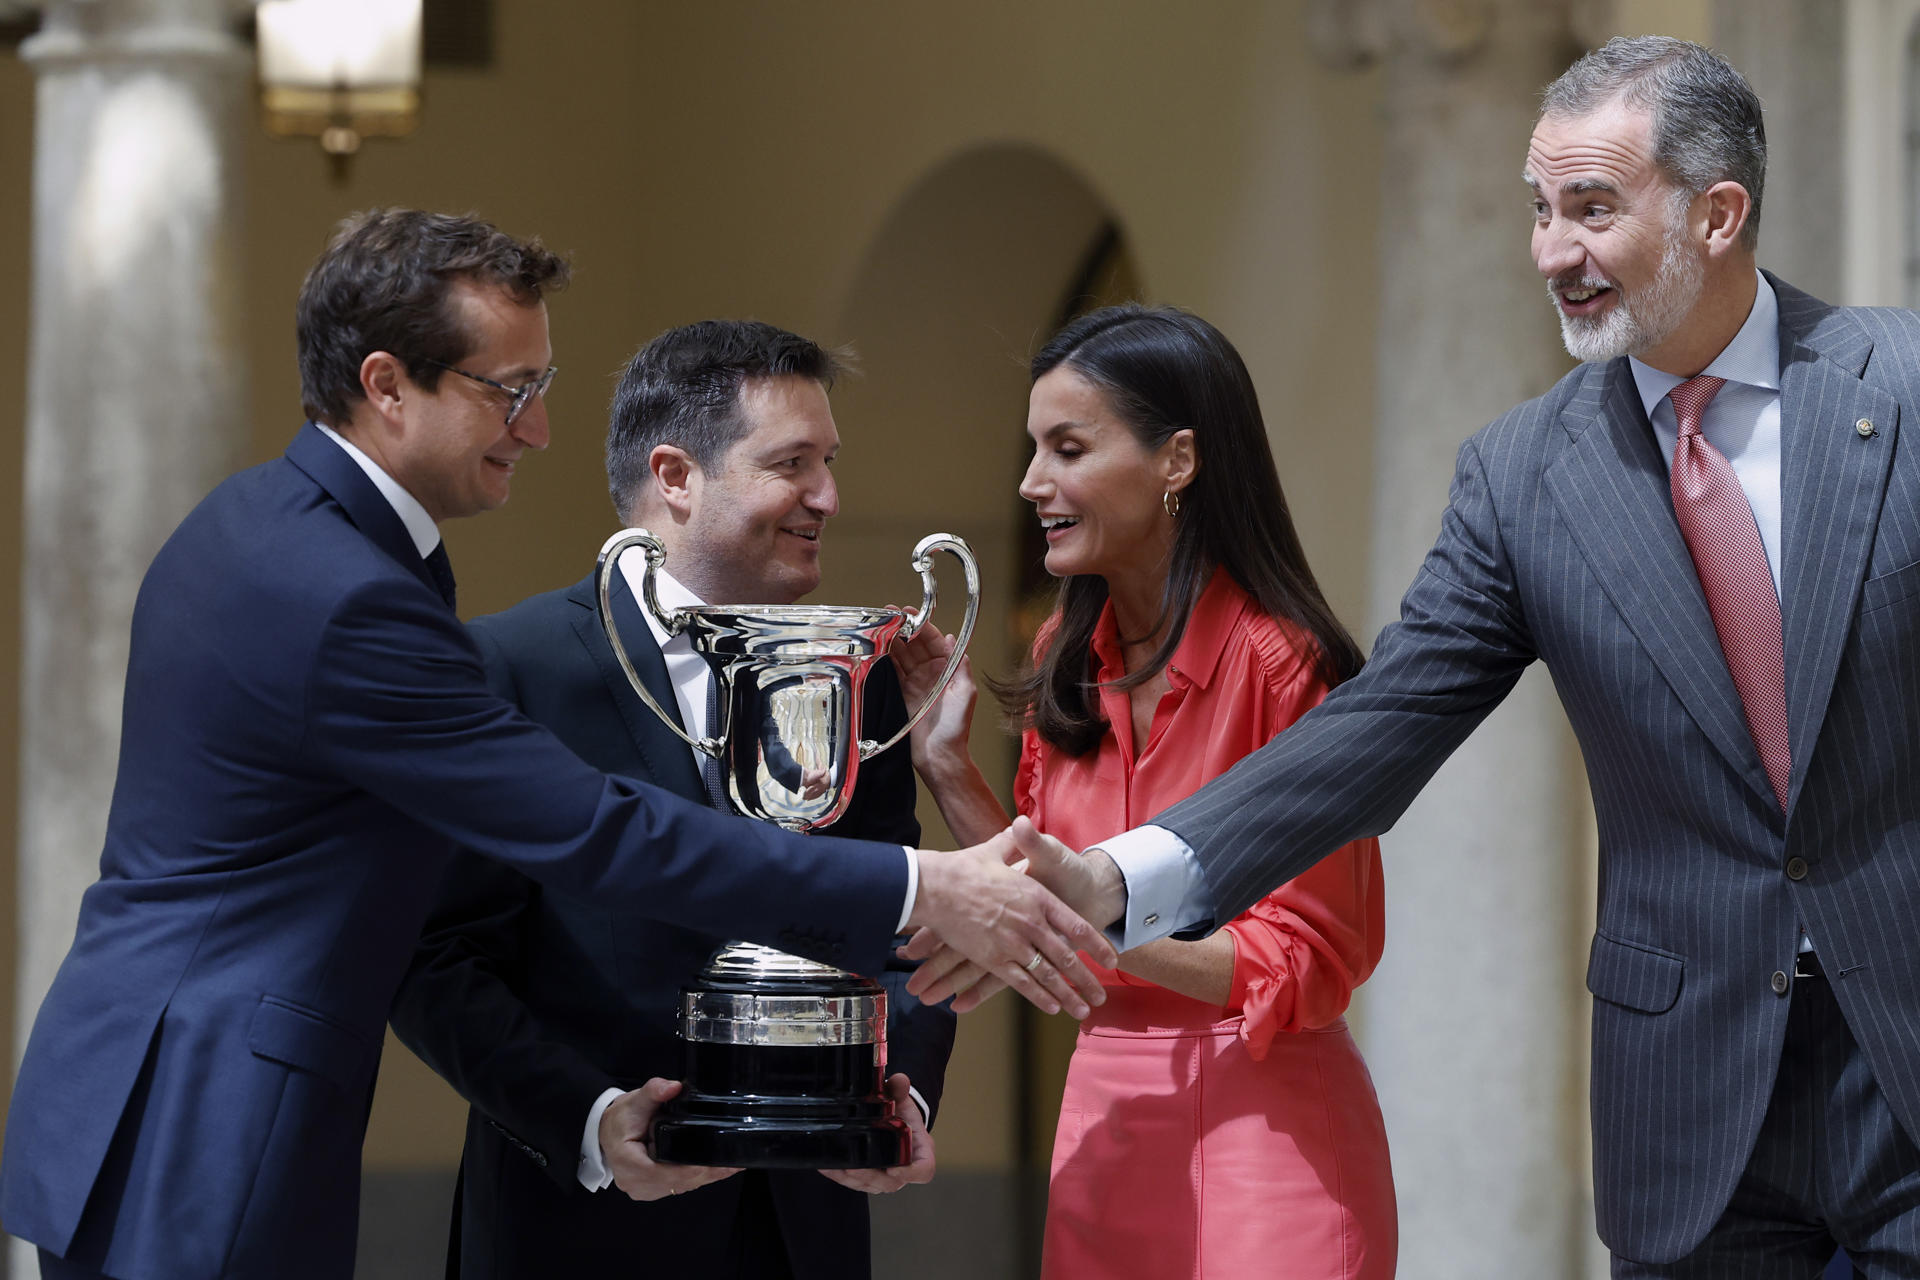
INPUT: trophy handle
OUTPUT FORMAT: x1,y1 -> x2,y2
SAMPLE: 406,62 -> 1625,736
594,527 -> 723,759
862,533 -> 980,760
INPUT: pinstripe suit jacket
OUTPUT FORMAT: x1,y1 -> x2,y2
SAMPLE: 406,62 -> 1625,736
1156,274 -> 1920,1263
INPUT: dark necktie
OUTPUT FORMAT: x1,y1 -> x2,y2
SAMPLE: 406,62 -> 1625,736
701,671 -> 732,813
423,542 -> 457,611
1668,374 -> 1789,810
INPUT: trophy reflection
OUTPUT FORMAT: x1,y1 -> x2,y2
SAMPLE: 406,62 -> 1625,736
595,528 -> 980,1168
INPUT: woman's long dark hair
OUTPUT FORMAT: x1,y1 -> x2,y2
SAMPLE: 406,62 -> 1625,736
1004,304 -> 1365,756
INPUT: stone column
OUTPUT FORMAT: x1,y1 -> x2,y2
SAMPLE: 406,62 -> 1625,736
1309,2 -> 1597,1276
1710,0 -> 1844,302
13,6 -> 248,1264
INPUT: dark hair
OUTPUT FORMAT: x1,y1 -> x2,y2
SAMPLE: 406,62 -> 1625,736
296,208 -> 571,425
605,319 -> 848,521
1541,36 -> 1766,250
1005,304 -> 1364,756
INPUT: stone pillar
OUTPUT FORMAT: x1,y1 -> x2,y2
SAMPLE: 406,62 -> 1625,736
1711,0 -> 1844,301
13,5 -> 248,1266
1310,2 -> 1597,1276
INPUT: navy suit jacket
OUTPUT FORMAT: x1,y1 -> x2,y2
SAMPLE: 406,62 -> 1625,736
0,426 -> 907,1280
388,569 -> 954,1280
1157,276 -> 1920,1263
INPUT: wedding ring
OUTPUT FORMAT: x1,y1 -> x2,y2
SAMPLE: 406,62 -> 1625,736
1024,952 -> 1045,974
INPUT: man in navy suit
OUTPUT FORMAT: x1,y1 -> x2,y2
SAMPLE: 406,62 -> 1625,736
918,38 -> 1920,1277
0,210 -> 1110,1280
389,319 -> 956,1279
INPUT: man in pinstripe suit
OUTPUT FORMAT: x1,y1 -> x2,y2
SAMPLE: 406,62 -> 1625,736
909,35 -> 1920,1277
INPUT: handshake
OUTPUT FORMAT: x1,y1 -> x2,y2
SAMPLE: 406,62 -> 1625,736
899,815 -> 1129,1020
596,817 -> 1128,1204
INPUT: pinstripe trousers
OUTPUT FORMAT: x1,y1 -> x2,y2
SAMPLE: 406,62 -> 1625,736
1611,968 -> 1920,1279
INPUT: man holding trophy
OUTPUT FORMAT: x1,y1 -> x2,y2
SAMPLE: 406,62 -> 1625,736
2,210 -> 1109,1280
390,319 -> 956,1279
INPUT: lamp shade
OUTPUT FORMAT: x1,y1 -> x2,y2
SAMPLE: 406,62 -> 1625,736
256,0 -> 424,158
257,0 -> 422,88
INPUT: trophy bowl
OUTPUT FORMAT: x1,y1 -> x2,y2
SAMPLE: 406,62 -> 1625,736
595,528 -> 980,1168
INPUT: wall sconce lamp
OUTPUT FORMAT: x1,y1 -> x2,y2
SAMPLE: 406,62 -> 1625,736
256,0 -> 422,177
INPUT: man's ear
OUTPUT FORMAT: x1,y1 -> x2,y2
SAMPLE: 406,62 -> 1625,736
649,444 -> 700,519
1699,181 -> 1752,258
359,351 -> 408,426
1163,428 -> 1199,495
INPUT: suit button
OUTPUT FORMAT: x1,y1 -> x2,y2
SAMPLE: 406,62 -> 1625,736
1786,856 -> 1808,881
1770,970 -> 1789,995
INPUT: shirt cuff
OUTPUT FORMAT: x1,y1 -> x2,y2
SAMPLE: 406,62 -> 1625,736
578,1086 -> 625,1192
1088,825 -> 1214,950
897,846 -> 918,934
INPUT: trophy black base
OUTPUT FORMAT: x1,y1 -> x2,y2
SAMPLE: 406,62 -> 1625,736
652,1108 -> 910,1170
653,964 -> 911,1170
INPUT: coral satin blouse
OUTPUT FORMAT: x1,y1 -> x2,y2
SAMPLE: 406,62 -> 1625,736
1016,571 -> 1385,1056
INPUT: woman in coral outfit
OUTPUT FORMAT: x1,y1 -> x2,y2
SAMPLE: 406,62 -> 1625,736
896,305 -> 1396,1279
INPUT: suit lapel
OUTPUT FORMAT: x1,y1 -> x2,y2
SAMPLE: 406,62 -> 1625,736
284,423 -> 443,602
1771,278 -> 1900,811
565,571 -> 707,801
1545,360 -> 1777,804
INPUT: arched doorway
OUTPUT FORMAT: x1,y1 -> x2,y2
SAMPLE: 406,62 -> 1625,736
826,142 -> 1140,1279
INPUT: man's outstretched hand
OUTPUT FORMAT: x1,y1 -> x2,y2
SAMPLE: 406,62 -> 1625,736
903,817 -> 1124,1015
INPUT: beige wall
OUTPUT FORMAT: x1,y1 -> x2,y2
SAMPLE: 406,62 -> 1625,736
0,1 -> 1388,1176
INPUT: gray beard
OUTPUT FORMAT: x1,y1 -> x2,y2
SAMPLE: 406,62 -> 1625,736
1556,217 -> 1705,364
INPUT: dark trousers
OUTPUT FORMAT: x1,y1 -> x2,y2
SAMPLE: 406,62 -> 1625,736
38,1249 -> 114,1280
730,1169 -> 798,1280
1613,965 -> 1920,1278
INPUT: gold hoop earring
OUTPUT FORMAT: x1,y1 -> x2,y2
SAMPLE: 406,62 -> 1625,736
1163,490 -> 1181,519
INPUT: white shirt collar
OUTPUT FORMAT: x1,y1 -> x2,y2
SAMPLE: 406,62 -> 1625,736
1628,269 -> 1781,418
312,421 -> 442,559
621,555 -> 705,651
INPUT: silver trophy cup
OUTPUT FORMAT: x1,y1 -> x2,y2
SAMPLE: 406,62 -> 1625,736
594,528 -> 980,1168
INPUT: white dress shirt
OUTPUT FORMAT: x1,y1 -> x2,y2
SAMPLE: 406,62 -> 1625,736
1094,271 -> 1796,954
312,422 -> 440,558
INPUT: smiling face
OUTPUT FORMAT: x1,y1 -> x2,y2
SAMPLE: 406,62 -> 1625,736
1020,367 -> 1185,590
1527,100 -> 1707,367
677,375 -> 840,605
379,280 -> 553,522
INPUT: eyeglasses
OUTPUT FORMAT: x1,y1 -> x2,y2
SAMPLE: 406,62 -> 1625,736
421,359 -> 557,426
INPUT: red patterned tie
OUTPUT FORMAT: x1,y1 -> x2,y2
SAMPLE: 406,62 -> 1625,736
1668,374 -> 1789,811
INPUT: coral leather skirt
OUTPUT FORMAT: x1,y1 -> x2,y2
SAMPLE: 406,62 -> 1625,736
1041,988 -> 1397,1280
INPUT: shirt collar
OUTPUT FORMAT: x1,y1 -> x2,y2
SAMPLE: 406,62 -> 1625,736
623,557 -> 705,652
1628,268 -> 1780,418
312,421 -> 441,558
1088,568 -> 1249,691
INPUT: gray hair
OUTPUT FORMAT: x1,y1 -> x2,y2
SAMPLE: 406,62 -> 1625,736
1541,36 -> 1766,250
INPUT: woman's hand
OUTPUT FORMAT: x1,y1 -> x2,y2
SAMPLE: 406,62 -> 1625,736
891,622 -> 977,775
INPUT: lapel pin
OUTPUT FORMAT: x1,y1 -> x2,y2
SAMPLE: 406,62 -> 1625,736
1856,418 -> 1876,438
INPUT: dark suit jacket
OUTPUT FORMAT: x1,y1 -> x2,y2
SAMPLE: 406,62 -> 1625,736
0,426 -> 908,1280
389,570 -> 955,1280
1157,276 -> 1920,1264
